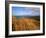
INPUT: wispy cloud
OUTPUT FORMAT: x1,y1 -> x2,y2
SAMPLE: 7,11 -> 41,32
12,7 -> 40,16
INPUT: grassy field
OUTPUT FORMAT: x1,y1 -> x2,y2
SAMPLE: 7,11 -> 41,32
12,16 -> 40,31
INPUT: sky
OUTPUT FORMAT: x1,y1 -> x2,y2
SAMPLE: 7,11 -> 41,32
12,7 -> 40,16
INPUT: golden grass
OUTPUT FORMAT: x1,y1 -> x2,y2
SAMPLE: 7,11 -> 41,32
12,16 -> 40,31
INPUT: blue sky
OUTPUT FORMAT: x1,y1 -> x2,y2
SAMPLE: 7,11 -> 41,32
12,7 -> 40,16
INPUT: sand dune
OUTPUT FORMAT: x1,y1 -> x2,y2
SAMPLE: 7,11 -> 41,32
12,16 -> 40,31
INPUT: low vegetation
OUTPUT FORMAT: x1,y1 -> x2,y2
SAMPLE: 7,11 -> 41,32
12,16 -> 40,31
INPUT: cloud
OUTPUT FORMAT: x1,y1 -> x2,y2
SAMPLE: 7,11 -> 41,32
12,7 -> 40,16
